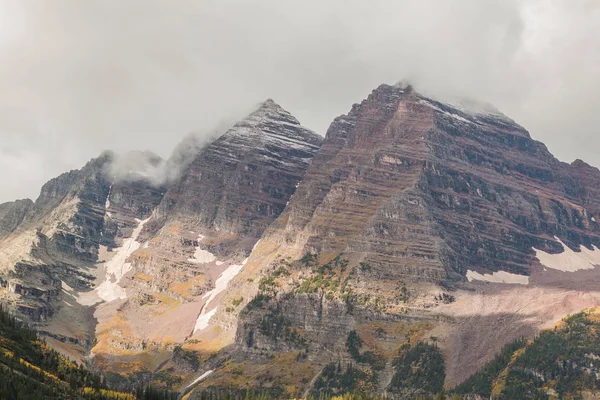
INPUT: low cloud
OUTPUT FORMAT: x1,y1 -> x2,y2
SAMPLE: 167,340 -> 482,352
0,0 -> 599,202
104,110 -> 248,187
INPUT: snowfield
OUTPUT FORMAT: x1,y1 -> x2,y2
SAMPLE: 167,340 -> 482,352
193,258 -> 247,333
78,216 -> 151,305
466,269 -> 529,285
534,237 -> 600,272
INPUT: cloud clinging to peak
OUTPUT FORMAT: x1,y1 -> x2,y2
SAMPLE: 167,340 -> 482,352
0,0 -> 599,202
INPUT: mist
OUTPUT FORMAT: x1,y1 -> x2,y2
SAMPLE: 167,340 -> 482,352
1,0 -> 599,202
105,105 -> 249,187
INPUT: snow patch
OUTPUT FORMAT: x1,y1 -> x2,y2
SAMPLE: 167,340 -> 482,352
466,270 -> 529,285
79,216 -> 150,305
533,237 -> 600,272
419,99 -> 473,125
96,280 -> 127,302
105,185 -> 113,218
189,248 -> 217,264
193,308 -> 217,332
189,234 -> 218,264
185,370 -> 214,389
193,258 -> 248,333
61,281 -> 78,300
105,185 -> 112,209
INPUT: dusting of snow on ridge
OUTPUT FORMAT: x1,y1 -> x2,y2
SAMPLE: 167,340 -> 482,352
534,237 -> 600,272
466,270 -> 529,285
418,99 -> 473,124
193,258 -> 248,333
212,99 -> 321,163
415,88 -> 522,129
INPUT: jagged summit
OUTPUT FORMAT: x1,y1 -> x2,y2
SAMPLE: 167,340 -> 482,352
248,80 -> 600,286
220,98 -> 322,150
158,98 -> 323,236
383,82 -> 528,136
258,97 -> 279,109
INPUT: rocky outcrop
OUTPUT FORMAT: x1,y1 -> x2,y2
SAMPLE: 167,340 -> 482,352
0,150 -> 168,363
79,100 -> 322,380
188,83 -> 600,397
158,99 -> 322,241
0,199 -> 33,240
243,84 -> 600,286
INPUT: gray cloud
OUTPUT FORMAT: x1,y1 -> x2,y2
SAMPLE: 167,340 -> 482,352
0,0 -> 599,202
106,109 -> 245,186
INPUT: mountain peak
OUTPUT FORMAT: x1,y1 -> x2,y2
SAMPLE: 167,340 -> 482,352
260,98 -> 278,108
248,98 -> 298,123
212,98 -> 322,150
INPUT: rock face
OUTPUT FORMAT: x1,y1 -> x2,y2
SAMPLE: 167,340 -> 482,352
0,154 -> 111,318
84,100 -> 322,385
158,99 -> 322,241
7,84 -> 600,397
0,98 -> 322,380
244,84 -> 600,285
0,151 -> 168,360
0,199 -> 33,240
186,83 -> 600,398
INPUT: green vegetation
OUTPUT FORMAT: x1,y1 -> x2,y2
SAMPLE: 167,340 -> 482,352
295,256 -> 354,304
345,331 -> 385,370
358,262 -> 371,273
231,297 -> 244,307
312,362 -> 378,397
388,342 -> 445,396
245,293 -> 271,312
300,253 -> 317,266
172,345 -> 200,371
454,309 -> 600,399
150,369 -> 183,390
454,338 -> 527,397
244,264 -> 286,314
0,304 -> 176,399
258,309 -> 307,349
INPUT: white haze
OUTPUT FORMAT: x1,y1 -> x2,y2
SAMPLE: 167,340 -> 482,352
106,109 -> 247,186
0,0 -> 599,202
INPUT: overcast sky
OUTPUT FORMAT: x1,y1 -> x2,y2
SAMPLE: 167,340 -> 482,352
1,0 -> 599,202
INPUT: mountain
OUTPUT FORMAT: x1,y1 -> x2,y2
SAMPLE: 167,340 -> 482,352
0,150 -> 167,363
184,84 -> 600,398
4,84 -> 600,399
0,300 -> 134,399
86,99 -> 322,386
0,99 -> 322,390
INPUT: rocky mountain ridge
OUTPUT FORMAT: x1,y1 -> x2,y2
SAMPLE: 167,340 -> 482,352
3,85 -> 600,398
0,98 -> 323,389
186,83 -> 600,398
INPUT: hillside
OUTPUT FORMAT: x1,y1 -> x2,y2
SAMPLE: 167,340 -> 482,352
455,308 -> 600,399
0,304 -> 135,399
4,83 -> 600,398
183,83 -> 600,397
